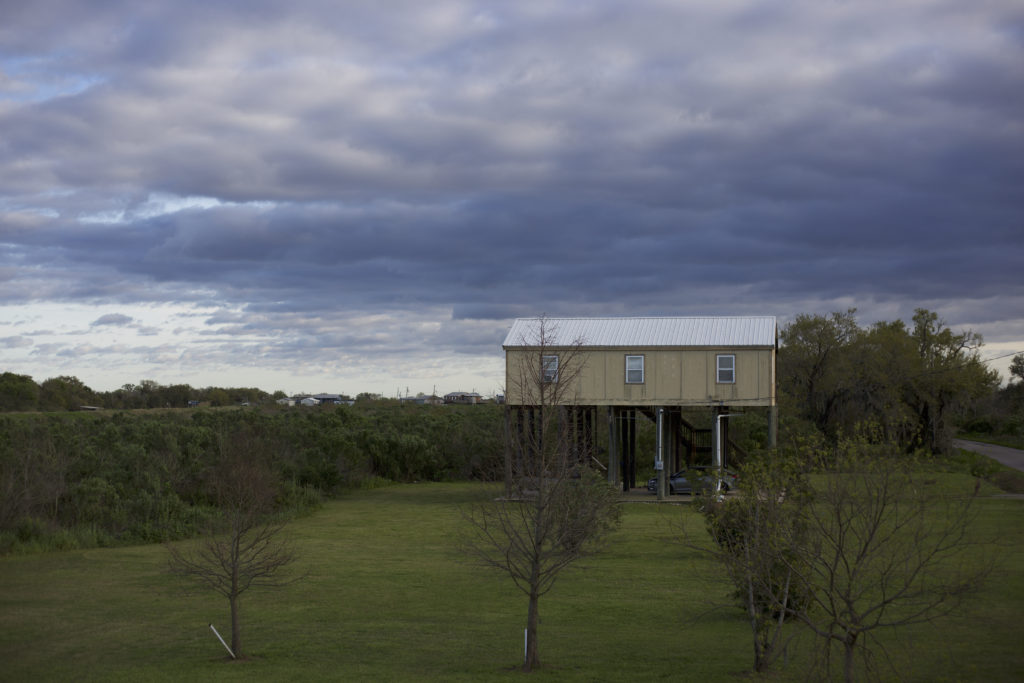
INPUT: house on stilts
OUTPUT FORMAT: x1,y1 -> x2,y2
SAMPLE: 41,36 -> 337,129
502,316 -> 778,500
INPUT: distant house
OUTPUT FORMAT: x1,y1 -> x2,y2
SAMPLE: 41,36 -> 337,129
285,393 -> 354,406
400,393 -> 444,406
444,391 -> 482,405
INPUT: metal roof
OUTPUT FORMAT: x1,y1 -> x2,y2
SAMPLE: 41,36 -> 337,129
502,316 -> 777,349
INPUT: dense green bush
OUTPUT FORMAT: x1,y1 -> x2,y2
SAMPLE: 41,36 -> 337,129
0,404 -> 504,553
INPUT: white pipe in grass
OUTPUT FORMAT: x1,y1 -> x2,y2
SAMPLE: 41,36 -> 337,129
209,623 -> 236,659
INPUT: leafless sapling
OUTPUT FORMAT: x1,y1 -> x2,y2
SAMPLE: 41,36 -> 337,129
167,430 -> 300,659
786,435 -> 991,682
462,316 -> 621,672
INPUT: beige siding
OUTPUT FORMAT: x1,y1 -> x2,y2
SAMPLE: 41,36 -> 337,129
505,347 -> 775,407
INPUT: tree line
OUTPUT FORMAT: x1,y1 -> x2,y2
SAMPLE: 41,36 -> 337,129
0,403 -> 503,553
0,374 -> 276,412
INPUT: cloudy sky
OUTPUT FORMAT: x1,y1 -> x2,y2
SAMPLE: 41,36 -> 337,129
1,1 -> 1022,396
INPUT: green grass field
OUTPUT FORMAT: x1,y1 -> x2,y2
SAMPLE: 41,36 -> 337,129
2,482 -> 1022,681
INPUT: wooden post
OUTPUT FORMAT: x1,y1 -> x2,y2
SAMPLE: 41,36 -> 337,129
585,407 -> 594,465
656,408 -> 666,500
504,406 -> 513,497
622,411 -> 630,491
620,409 -> 635,492
607,407 -> 618,486
619,409 -> 628,492
668,409 -> 679,474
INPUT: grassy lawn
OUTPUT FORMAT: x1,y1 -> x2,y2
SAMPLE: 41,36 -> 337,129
2,482 -> 1022,681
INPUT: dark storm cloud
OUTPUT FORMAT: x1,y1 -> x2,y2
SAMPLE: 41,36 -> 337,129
1,0 -> 1022,388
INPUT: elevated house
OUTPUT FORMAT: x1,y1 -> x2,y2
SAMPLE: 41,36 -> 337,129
311,393 -> 354,405
444,391 -> 483,405
502,316 -> 778,498
400,393 -> 445,406
284,393 -> 355,406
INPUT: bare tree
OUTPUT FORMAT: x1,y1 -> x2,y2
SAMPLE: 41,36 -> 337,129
696,431 -> 992,681
791,435 -> 989,681
167,429 -> 300,659
462,316 -> 621,672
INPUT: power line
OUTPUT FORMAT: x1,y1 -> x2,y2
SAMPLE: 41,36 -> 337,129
980,350 -> 1022,365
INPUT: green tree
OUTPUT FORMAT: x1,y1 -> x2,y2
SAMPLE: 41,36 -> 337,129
778,309 -> 861,437
160,384 -> 194,408
856,320 -> 918,444
906,309 -> 998,452
107,383 -> 143,409
138,379 -> 162,408
38,376 -> 98,411
780,309 -> 998,453
0,372 -> 40,412
699,452 -> 813,672
1009,353 -> 1024,384
206,388 -> 231,407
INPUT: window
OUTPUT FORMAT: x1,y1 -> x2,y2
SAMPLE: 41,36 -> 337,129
625,355 -> 644,384
717,354 -> 735,384
541,355 -> 559,383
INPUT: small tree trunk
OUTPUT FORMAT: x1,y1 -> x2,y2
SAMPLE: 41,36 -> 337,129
230,535 -> 242,658
748,583 -> 765,671
524,592 -> 540,672
230,593 -> 241,658
844,635 -> 856,683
